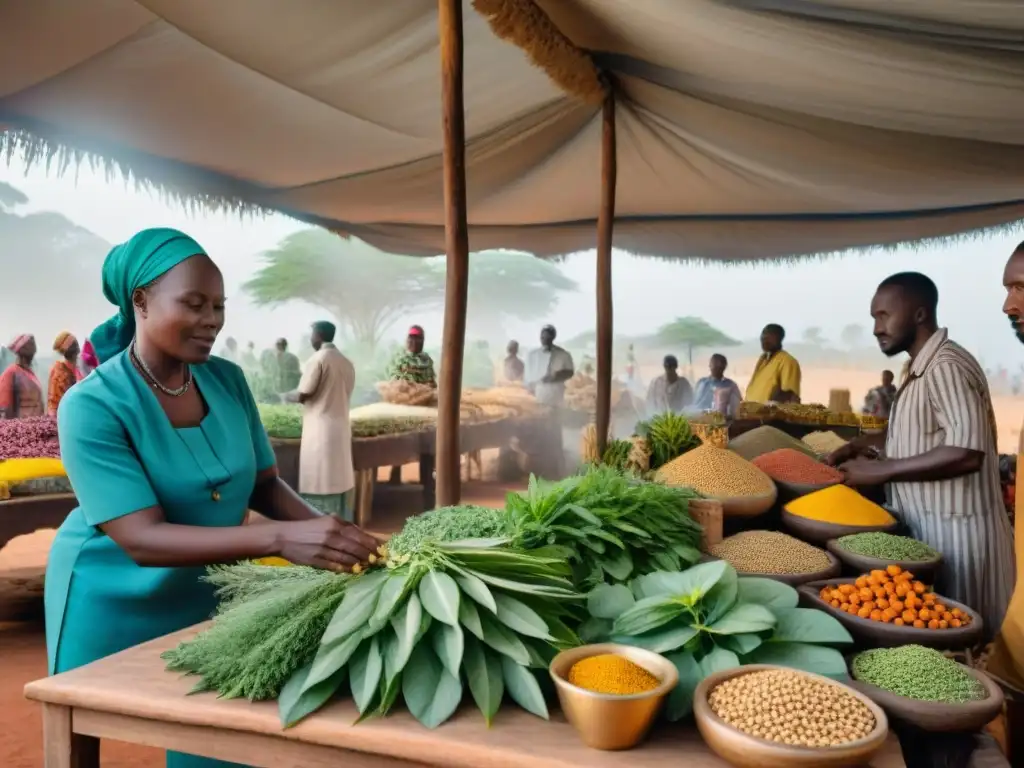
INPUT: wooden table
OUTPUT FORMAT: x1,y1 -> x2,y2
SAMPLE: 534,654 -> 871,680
24,626 -> 906,768
0,492 -> 77,549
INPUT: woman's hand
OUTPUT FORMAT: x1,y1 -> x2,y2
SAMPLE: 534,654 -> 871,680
825,442 -> 858,466
274,516 -> 380,572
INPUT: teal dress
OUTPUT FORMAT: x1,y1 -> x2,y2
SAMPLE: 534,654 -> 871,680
45,353 -> 276,768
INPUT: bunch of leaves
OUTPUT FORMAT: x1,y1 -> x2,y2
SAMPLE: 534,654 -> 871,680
583,560 -> 853,720
257,404 -> 303,439
505,466 -> 704,589
351,415 -> 437,439
635,412 -> 700,470
387,505 -> 513,559
278,540 -> 580,729
595,438 -> 632,472
162,564 -> 347,700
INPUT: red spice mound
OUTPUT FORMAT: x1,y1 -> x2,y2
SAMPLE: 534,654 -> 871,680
752,448 -> 842,484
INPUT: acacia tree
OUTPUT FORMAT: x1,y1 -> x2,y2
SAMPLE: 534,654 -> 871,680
244,230 -> 442,349
802,326 -> 827,347
654,317 -> 740,367
244,233 -> 579,351
840,323 -> 865,349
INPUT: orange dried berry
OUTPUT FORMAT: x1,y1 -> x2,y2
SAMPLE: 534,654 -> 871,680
890,600 -> 904,614
870,610 -> 883,621
859,588 -> 874,601
849,594 -> 862,606
876,598 -> 889,610
863,601 -> 876,612
886,565 -> 903,577
912,581 -> 926,594
928,619 -> 940,630
830,599 -> 841,608
938,620 -> 949,629
855,577 -> 869,589
893,618 -> 905,626
839,584 -> 856,595
913,619 -> 926,629
873,587 -> 887,599
881,609 -> 896,623
870,569 -> 888,580
918,608 -> 932,621
950,618 -> 962,628
951,608 -> 963,618
934,604 -> 947,615
902,610 -> 916,623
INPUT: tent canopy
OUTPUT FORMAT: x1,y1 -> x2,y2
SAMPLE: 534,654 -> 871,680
2,0 -> 1023,260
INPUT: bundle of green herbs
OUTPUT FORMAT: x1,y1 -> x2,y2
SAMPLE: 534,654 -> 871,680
582,560 -> 853,719
163,466 -> 708,730
506,466 -> 704,588
634,412 -> 700,469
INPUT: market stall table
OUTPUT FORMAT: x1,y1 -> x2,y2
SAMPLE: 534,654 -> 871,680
25,625 -> 907,768
0,492 -> 77,550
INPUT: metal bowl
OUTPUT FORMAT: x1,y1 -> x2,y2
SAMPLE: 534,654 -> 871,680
694,665 -> 889,768
549,643 -> 678,751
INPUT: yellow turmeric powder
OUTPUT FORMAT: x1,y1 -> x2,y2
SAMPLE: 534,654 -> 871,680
785,484 -> 895,526
567,653 -> 660,695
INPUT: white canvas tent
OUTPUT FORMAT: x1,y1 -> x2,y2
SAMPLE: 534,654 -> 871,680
2,0 -> 1024,261
3,0 -> 1024,503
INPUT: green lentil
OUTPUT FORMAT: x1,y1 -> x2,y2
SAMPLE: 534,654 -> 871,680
836,532 -> 939,562
852,646 -> 986,703
709,530 -> 832,575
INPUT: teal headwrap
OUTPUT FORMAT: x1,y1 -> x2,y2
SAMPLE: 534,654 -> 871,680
89,228 -> 206,364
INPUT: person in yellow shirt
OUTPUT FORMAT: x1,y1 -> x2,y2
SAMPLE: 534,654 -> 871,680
746,324 -> 801,403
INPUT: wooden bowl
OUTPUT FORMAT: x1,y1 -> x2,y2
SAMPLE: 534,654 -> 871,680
704,549 -> 842,587
848,660 -> 1004,733
714,486 -> 778,518
825,539 -> 943,585
797,578 -> 984,650
694,665 -> 889,768
775,478 -> 840,500
549,643 -> 678,751
780,507 -> 899,545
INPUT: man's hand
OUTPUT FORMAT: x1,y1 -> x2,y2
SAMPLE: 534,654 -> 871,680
839,457 -> 893,487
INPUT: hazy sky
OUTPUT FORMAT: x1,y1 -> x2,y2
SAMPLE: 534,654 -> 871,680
3,157 -> 1023,368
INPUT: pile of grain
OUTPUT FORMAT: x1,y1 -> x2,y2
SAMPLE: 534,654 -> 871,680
802,430 -> 849,456
656,445 -> 775,498
752,448 -> 843,485
728,425 -> 818,462
709,531 -> 832,574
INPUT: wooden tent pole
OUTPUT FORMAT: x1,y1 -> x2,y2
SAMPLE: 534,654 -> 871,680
595,88 -> 617,457
435,0 -> 470,507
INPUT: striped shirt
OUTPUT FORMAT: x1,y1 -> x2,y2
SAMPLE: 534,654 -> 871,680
885,328 -> 1016,634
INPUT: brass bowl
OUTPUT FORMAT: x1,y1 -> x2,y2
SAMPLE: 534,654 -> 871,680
549,643 -> 678,751
694,665 -> 889,768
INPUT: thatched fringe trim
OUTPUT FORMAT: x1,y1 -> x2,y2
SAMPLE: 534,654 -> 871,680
471,0 -> 606,105
1,126 -> 271,219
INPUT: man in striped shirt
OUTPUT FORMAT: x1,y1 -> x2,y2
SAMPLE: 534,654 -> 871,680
829,272 -> 1015,635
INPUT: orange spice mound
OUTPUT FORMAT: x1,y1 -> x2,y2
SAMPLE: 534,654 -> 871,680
752,448 -> 843,484
818,566 -> 971,629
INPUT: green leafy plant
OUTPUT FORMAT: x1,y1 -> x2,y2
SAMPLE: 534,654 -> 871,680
505,466 -> 704,589
634,412 -> 700,469
258,404 -> 303,438
583,560 -> 853,720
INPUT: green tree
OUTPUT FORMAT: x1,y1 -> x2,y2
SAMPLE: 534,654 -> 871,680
653,317 -> 740,367
458,250 -> 579,341
840,323 -> 865,349
243,229 -> 442,349
802,326 -> 827,347
244,232 -> 579,350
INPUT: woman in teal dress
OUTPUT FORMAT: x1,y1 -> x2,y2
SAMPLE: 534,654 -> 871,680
45,228 -> 378,768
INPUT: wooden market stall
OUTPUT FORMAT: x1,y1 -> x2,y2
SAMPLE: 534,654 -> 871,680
25,625 -> 907,768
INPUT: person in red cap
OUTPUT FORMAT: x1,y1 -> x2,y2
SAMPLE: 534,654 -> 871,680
386,325 -> 437,386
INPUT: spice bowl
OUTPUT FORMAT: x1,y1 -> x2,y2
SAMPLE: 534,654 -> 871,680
797,578 -> 984,650
549,643 -> 678,750
825,539 -> 943,585
716,487 -> 778,519
694,665 -> 889,768
847,660 -> 1004,733
780,508 -> 899,545
735,550 -> 842,587
775,478 -> 840,501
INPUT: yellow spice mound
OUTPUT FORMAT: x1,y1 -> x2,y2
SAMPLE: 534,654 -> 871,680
785,484 -> 895,526
656,445 -> 775,498
567,654 -> 660,696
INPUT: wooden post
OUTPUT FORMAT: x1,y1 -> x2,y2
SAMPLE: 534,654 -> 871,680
436,0 -> 470,507
595,88 -> 617,457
